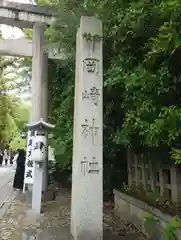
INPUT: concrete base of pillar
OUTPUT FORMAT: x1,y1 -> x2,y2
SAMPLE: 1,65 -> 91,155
16,189 -> 56,208
15,190 -> 32,204
70,233 -> 102,240
25,208 -> 41,220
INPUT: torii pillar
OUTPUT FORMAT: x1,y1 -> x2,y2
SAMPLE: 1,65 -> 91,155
31,23 -> 49,192
0,1 -> 60,196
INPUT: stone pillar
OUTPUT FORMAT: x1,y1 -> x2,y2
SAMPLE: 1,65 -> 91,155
142,164 -> 146,190
149,161 -> 155,191
159,169 -> 164,196
41,48 -> 48,192
127,148 -> 132,185
31,23 -> 49,192
71,17 -> 103,240
71,28 -> 81,237
134,155 -> 139,186
170,166 -> 179,203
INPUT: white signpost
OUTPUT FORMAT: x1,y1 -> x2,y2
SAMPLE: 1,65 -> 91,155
27,119 -> 55,214
23,131 -> 55,192
24,131 -> 36,188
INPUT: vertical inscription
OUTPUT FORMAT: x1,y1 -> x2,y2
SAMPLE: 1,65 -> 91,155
24,131 -> 35,183
71,18 -> 102,239
79,30 -> 102,180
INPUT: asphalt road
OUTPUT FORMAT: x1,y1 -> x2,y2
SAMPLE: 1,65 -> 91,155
0,165 -> 17,217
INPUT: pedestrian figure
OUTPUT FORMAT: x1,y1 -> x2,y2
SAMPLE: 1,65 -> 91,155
13,149 -> 26,190
10,155 -> 14,165
5,158 -> 8,165
4,149 -> 8,166
0,151 -> 3,166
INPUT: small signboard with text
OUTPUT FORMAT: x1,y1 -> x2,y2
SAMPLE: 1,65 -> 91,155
24,131 -> 55,185
24,130 -> 35,184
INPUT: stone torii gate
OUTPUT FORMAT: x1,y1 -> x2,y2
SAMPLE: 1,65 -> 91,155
0,1 -> 62,202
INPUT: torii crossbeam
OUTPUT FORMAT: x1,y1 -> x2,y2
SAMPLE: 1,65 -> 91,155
0,0 -> 54,28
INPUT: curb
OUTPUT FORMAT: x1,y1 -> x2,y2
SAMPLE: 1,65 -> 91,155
0,186 -> 17,219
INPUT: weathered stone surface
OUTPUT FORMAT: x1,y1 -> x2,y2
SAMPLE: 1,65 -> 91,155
71,16 -> 103,240
0,39 -> 65,60
0,1 -> 54,17
0,1 -> 54,28
114,189 -> 181,239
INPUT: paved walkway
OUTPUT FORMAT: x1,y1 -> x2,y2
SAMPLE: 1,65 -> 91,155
0,187 -> 146,240
0,165 -> 17,218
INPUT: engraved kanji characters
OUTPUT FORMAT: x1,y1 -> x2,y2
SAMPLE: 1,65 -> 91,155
80,156 -> 99,175
81,118 -> 99,144
82,86 -> 100,106
83,58 -> 99,74
88,157 -> 99,173
82,33 -> 102,52
80,157 -> 88,175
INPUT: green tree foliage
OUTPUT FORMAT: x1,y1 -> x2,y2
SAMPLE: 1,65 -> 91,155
0,57 -> 14,148
0,95 -> 30,150
48,60 -> 74,172
9,135 -> 26,150
0,55 -> 31,149
17,0 -> 179,191
47,0 -> 181,170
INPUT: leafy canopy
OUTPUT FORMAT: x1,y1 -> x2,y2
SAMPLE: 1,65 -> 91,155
37,0 -> 181,168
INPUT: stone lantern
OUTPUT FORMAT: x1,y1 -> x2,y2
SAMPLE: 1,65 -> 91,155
27,118 -> 55,214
